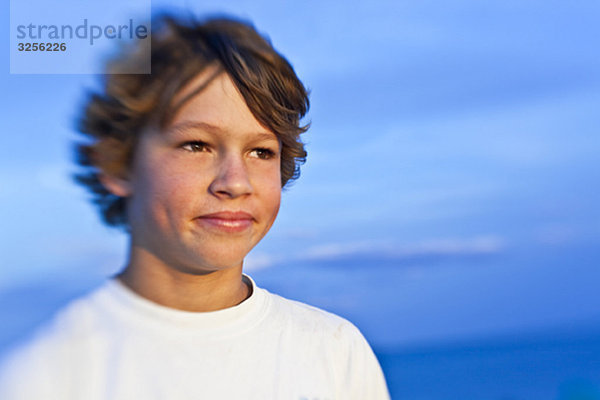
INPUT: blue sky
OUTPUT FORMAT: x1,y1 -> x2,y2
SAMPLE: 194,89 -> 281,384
1,0 -> 599,348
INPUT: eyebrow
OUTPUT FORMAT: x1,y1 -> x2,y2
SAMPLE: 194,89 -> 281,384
166,121 -> 279,143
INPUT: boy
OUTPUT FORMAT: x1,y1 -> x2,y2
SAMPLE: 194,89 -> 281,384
0,14 -> 390,399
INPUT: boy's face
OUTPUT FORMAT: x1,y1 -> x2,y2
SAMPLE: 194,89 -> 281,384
108,67 -> 282,274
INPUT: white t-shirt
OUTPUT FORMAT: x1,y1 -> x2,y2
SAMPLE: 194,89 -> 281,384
0,275 -> 390,400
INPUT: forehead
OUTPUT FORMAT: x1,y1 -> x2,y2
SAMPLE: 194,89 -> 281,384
169,63 -> 223,112
163,66 -> 276,141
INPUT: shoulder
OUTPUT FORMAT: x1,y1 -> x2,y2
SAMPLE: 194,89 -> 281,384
0,283 -> 111,398
259,290 -> 391,399
260,289 -> 374,358
265,290 -> 363,337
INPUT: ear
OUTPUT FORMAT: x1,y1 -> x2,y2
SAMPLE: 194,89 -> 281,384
99,172 -> 132,197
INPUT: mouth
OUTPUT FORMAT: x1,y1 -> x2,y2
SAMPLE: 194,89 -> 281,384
195,211 -> 254,233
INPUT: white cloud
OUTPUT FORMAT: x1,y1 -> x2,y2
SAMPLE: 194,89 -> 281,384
303,236 -> 505,261
246,235 -> 506,272
244,252 -> 282,272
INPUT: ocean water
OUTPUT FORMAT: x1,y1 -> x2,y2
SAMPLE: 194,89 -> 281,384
376,333 -> 600,400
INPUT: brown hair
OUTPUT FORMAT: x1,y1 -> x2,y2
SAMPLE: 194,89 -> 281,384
74,13 -> 310,228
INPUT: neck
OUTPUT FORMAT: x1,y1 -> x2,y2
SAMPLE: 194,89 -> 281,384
116,247 -> 251,312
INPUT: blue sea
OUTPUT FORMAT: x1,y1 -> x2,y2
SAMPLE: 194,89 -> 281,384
376,333 -> 600,400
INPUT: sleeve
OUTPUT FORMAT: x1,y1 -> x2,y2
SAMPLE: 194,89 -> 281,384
0,331 -> 70,400
0,346 -> 49,400
336,322 -> 391,400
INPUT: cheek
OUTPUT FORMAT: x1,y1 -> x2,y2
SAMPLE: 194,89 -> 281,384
131,163 -> 194,218
267,188 -> 281,218
262,173 -> 282,218
258,186 -> 281,238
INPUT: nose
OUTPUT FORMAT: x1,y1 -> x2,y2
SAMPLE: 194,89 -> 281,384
208,152 -> 253,199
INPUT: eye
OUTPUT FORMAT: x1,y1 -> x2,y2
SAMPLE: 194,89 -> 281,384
181,141 -> 209,153
250,147 -> 277,160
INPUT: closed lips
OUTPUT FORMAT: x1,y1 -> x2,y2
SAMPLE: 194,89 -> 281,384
195,211 -> 255,233
198,211 -> 254,221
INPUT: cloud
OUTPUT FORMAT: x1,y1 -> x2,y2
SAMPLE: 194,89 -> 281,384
247,235 -> 506,271
244,252 -> 284,272
303,236 -> 505,261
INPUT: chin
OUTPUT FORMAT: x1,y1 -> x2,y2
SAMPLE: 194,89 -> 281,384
182,252 -> 246,274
